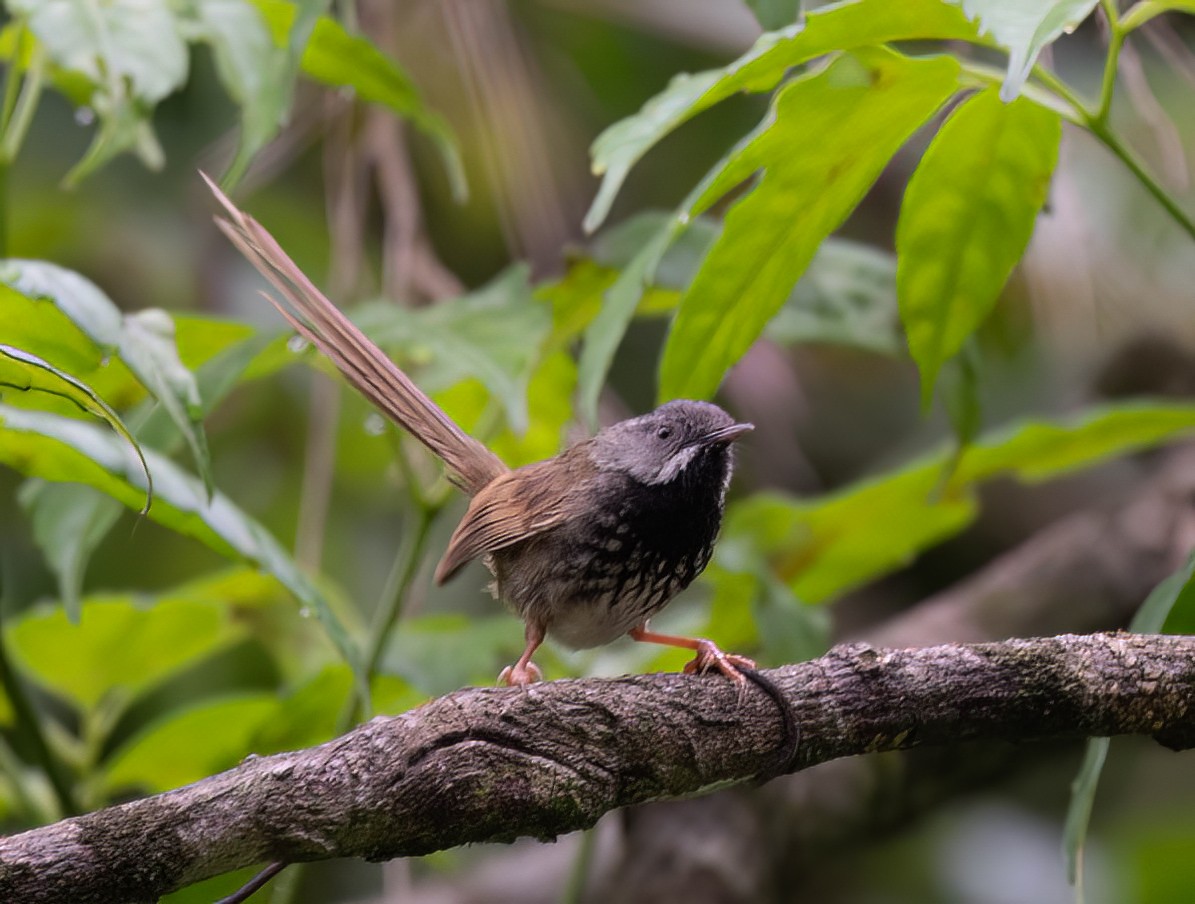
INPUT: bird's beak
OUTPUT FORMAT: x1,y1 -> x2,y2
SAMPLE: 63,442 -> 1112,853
699,422 -> 754,446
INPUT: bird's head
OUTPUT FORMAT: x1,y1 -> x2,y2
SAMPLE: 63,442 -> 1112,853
589,400 -> 753,487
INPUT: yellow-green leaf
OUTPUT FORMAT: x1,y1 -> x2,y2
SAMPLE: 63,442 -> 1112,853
946,0 -> 1098,100
721,402 -> 1195,604
659,50 -> 960,402
0,405 -> 364,687
8,597 -> 245,711
102,695 -> 277,794
897,89 -> 1060,406
585,0 -> 983,232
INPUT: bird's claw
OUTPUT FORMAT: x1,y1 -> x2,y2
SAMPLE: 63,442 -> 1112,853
498,660 -> 544,687
683,639 -> 756,683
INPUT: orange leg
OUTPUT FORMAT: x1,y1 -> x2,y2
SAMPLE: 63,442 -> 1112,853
628,624 -> 755,683
499,622 -> 545,686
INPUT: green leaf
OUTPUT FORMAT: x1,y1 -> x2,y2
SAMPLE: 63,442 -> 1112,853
745,0 -> 803,31
584,0 -> 982,232
540,220 -> 701,350
722,402 -> 1195,604
707,531 -> 830,664
357,266 -> 550,434
119,309 -> 212,496
0,344 -> 151,511
215,0 -> 325,185
251,665 -> 349,754
0,405 -> 365,686
1162,567 -> 1195,634
945,0 -> 1098,100
101,695 -> 277,794
1063,736 -> 1110,896
17,332 -> 268,619
568,213 -> 902,363
897,89 -> 1060,405
384,615 -> 531,697
753,571 -> 829,664
0,281 -> 142,413
704,563 -> 766,654
252,665 -> 422,754
171,314 -> 256,371
0,260 -> 122,347
1129,551 -> 1195,636
0,261 -> 214,492
578,135 -> 776,425
7,597 -> 246,711
249,0 -> 465,200
17,482 -> 122,622
137,328 -> 269,449
725,470 -> 975,606
0,683 -> 12,726
578,214 -> 902,354
558,212 -> 712,411
9,0 -> 187,103
940,345 -> 983,453
70,104 -> 166,186
560,212 -> 901,417
955,404 -> 1195,482
577,221 -> 677,429
9,0 -> 187,181
487,350 -> 577,467
182,0 -> 278,180
659,50 -> 960,402
1122,0 -> 1195,32
765,238 -> 901,354
585,211 -> 722,290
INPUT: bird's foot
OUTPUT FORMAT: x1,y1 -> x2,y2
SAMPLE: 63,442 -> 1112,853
683,639 -> 756,683
498,660 -> 544,687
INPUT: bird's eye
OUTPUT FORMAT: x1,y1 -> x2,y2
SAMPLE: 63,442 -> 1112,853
656,426 -> 672,440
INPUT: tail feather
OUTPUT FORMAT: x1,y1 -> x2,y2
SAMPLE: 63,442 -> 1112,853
204,173 -> 506,496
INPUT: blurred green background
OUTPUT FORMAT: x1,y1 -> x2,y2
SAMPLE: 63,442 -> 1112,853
1,1 -> 1195,902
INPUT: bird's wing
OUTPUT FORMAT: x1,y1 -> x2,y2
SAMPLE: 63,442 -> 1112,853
434,459 -> 582,584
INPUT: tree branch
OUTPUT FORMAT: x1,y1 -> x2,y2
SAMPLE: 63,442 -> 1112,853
587,440 -> 1195,897
421,445 -> 1195,904
0,632 -> 1192,903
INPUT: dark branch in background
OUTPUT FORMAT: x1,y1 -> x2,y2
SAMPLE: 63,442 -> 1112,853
0,632 -> 1193,904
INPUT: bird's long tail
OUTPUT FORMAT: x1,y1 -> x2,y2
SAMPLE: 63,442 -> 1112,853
204,173 -> 506,496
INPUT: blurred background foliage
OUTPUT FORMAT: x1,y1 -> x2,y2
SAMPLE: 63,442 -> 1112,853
0,0 -> 1193,901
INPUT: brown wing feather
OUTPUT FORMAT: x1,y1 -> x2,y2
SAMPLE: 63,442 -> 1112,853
434,457 -> 585,583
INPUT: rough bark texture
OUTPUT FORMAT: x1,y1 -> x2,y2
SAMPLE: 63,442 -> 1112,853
1,632 -> 1193,903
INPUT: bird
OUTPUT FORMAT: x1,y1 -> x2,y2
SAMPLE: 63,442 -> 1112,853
204,174 -> 756,686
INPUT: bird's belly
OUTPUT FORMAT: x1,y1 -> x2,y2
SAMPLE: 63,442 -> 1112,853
490,519 -> 709,650
547,599 -> 643,649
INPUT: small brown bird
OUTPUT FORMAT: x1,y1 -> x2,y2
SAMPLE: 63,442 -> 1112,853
206,176 -> 755,686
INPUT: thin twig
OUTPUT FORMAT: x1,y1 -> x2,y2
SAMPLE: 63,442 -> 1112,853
213,862 -> 287,904
1096,7 -> 1188,191
365,110 -> 465,303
